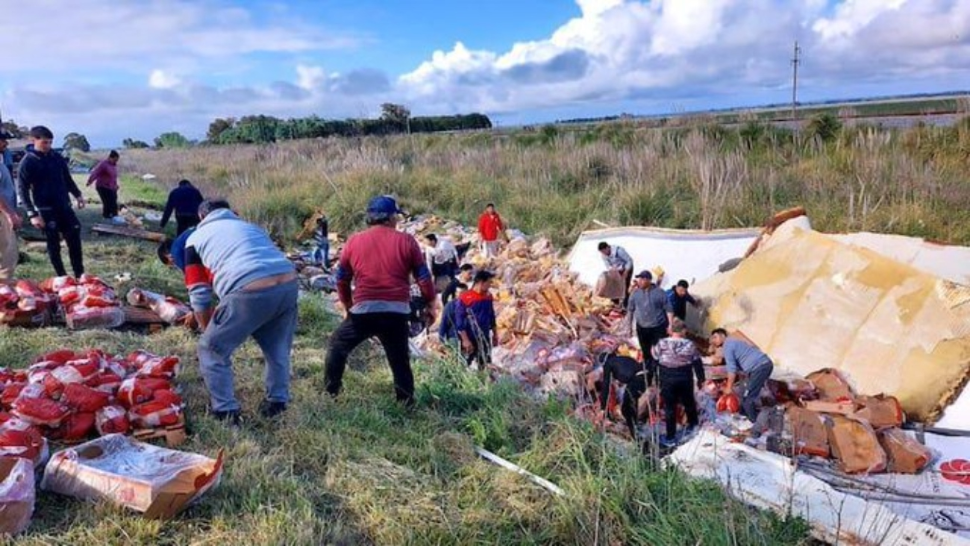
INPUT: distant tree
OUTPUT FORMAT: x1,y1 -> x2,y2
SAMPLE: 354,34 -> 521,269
381,103 -> 411,131
63,132 -> 91,152
0,120 -> 24,138
206,118 -> 235,142
154,131 -> 191,149
122,138 -> 150,149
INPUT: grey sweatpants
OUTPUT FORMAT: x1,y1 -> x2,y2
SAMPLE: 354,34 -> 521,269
198,280 -> 299,412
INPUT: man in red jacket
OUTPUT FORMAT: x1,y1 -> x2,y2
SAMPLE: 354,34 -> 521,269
477,203 -> 505,258
325,196 -> 437,406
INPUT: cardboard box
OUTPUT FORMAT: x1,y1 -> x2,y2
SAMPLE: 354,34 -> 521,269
41,434 -> 223,520
0,457 -> 34,536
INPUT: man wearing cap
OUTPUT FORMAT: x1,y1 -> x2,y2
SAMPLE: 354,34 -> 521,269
627,270 -> 673,376
598,242 -> 634,308
184,199 -> 298,424
17,126 -> 86,277
0,133 -> 23,281
325,196 -> 437,405
455,270 -> 498,369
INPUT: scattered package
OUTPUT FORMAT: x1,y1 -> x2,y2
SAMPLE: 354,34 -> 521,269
126,289 -> 191,325
41,434 -> 223,519
0,457 -> 34,536
0,281 -> 55,327
0,349 -> 184,463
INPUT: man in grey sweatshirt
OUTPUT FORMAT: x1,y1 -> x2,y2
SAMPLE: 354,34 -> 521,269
627,270 -> 674,378
183,200 -> 298,425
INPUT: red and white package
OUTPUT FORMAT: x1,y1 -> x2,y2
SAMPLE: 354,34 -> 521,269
135,355 -> 181,380
117,377 -> 172,408
0,284 -> 18,309
66,306 -> 126,330
34,350 -> 77,366
40,276 -> 77,293
62,383 -> 111,413
0,416 -> 46,464
129,401 -> 181,428
86,372 -> 124,394
151,389 -> 183,408
1,383 -> 26,409
11,395 -> 70,427
0,368 -> 13,386
50,412 -> 97,442
95,405 -> 130,435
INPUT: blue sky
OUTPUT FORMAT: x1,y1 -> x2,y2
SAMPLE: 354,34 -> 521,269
1,0 -> 968,146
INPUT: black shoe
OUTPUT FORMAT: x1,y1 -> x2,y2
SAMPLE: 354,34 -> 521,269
259,400 -> 287,418
211,410 -> 242,428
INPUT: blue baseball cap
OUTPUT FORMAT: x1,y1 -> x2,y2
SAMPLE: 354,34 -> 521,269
366,195 -> 404,216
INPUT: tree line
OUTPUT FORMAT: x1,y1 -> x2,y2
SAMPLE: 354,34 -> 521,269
119,103 -> 492,149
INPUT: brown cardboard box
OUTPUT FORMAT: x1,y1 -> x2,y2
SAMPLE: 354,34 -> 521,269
40,434 -> 223,520
0,457 -> 34,536
826,416 -> 887,474
879,428 -> 932,474
787,406 -> 829,458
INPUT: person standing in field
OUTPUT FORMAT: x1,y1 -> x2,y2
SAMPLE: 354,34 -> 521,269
477,203 -> 505,258
160,179 -> 205,235
425,233 -> 459,290
312,212 -> 330,269
666,279 -> 698,322
627,270 -> 673,371
708,328 -> 774,423
86,150 -> 120,220
0,133 -> 23,281
17,126 -> 86,278
184,199 -> 298,424
652,319 -> 705,447
455,270 -> 499,370
598,242 -> 634,308
325,196 -> 437,406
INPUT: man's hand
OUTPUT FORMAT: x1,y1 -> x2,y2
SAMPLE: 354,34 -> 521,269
461,338 -> 473,354
76,196 -> 86,209
491,332 -> 499,347
30,216 -> 45,230
4,212 -> 22,230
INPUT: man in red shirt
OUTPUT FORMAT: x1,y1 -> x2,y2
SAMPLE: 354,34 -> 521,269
477,203 -> 505,258
325,196 -> 437,406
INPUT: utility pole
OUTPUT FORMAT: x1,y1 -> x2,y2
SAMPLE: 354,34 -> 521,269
791,41 -> 801,125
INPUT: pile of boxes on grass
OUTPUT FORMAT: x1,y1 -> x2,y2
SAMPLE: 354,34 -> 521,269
0,347 -> 222,535
0,274 -> 191,330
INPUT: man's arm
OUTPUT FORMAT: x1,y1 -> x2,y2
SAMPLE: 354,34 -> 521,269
62,159 -> 82,199
16,160 -> 38,217
0,170 -> 21,230
722,344 -> 738,393
184,245 -> 215,329
619,247 -> 633,272
160,192 -> 175,228
662,291 -> 674,326
334,245 -> 354,313
409,239 -> 437,319
86,161 -> 103,186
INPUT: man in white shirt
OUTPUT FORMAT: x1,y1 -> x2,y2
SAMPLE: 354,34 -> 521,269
598,242 -> 634,308
425,234 -> 459,291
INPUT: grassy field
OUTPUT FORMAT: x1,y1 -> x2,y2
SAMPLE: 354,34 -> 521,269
0,177 -> 812,545
121,113 -> 970,251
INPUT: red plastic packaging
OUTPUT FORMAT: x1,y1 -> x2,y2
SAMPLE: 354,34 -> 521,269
62,384 -> 110,413
95,405 -> 130,436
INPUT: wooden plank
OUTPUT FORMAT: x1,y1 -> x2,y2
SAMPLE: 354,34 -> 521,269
92,224 -> 166,243
123,306 -> 166,325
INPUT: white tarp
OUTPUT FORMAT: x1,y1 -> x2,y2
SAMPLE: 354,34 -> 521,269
669,429 -> 970,545
834,232 -> 970,286
567,226 -> 761,290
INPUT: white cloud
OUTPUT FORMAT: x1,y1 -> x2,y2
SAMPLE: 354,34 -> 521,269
148,70 -> 181,90
2,0 -> 968,146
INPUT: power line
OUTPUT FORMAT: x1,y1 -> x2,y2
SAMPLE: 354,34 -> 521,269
791,41 -> 801,125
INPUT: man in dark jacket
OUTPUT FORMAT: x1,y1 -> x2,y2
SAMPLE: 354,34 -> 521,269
160,179 -> 204,235
455,270 -> 498,369
17,126 -> 86,277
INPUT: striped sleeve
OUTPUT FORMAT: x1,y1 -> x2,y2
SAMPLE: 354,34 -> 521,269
184,245 -> 214,312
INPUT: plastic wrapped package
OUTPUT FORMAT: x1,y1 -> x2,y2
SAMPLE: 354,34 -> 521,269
0,458 -> 35,536
826,416 -> 888,474
117,378 -> 172,408
852,395 -> 904,429
51,412 -> 97,442
41,434 -> 223,519
95,406 -> 130,436
879,428 -> 932,474
126,289 -> 191,325
66,307 -> 125,330
1,383 -> 26,409
129,402 -> 181,429
11,395 -> 70,427
62,384 -> 110,413
0,416 -> 46,465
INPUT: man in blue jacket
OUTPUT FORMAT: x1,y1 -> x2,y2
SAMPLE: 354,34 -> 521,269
160,179 -> 204,235
17,126 -> 86,277
455,270 -> 498,369
666,279 -> 697,322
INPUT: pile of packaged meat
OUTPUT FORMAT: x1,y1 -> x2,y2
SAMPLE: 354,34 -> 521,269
43,275 -> 127,330
1,274 -> 192,330
0,348 -> 182,469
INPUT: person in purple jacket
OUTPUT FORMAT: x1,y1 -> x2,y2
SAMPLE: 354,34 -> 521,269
86,150 -> 120,219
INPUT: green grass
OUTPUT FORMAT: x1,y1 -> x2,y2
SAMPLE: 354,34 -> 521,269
0,191 -> 812,545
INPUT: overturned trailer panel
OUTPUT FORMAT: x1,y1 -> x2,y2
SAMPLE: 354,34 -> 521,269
689,220 -> 970,423
567,226 -> 761,290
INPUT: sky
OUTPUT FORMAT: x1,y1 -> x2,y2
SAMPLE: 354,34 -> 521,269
1,0 -> 968,147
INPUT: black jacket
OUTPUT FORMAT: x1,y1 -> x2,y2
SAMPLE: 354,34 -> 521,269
17,150 -> 81,216
160,183 -> 205,227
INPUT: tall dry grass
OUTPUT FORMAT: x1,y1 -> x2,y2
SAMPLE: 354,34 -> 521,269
122,117 -> 970,246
